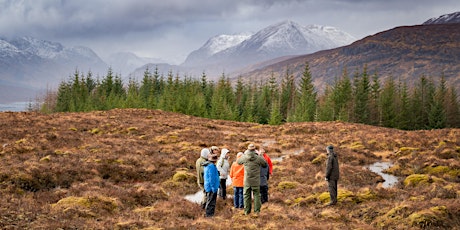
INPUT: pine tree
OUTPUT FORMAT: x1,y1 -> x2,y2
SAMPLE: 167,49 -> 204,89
369,73 -> 381,125
396,81 -> 411,130
428,76 -> 447,129
290,63 -> 317,122
352,66 -> 370,124
332,69 -> 352,121
380,77 -> 396,127
280,67 -> 296,122
444,87 -> 460,127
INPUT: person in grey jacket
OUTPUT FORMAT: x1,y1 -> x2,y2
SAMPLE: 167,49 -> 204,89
237,143 -> 268,215
325,145 -> 340,206
259,150 -> 270,204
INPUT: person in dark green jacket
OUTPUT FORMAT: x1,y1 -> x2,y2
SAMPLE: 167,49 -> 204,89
325,145 -> 340,206
237,143 -> 268,215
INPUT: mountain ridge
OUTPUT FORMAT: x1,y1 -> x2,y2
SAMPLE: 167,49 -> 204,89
238,23 -> 460,93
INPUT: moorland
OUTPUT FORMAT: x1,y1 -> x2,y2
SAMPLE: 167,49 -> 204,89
0,109 -> 459,229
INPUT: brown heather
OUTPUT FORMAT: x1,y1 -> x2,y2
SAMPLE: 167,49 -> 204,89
0,109 -> 459,229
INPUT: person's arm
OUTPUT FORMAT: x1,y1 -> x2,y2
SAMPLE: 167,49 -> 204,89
325,155 -> 333,180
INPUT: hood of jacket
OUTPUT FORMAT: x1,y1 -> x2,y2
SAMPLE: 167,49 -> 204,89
200,148 -> 210,159
244,150 -> 258,161
220,148 -> 229,159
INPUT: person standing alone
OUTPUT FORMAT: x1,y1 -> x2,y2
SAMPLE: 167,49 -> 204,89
325,145 -> 340,206
237,143 -> 267,216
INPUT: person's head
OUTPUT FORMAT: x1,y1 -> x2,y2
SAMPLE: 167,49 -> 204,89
326,145 -> 334,154
208,153 -> 218,163
236,152 -> 243,159
211,146 -> 220,155
247,143 -> 256,151
221,148 -> 230,159
259,148 -> 265,155
200,148 -> 210,159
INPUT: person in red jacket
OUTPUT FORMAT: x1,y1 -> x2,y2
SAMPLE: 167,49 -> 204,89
229,152 -> 244,209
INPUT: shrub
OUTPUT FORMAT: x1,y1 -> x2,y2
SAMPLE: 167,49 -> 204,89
403,174 -> 431,187
408,206 -> 448,228
277,181 -> 299,190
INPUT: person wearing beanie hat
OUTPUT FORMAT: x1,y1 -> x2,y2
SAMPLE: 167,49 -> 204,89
217,148 -> 231,200
238,143 -> 268,216
203,153 -> 220,217
325,145 -> 340,206
196,148 -> 210,209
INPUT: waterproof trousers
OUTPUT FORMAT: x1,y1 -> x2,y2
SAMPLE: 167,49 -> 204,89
260,185 -> 269,204
243,185 -> 261,215
327,179 -> 338,205
205,192 -> 217,217
218,178 -> 227,199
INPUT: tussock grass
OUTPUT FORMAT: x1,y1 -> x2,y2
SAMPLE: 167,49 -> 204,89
0,109 -> 459,229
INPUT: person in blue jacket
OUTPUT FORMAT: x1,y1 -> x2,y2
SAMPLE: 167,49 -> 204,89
203,153 -> 220,217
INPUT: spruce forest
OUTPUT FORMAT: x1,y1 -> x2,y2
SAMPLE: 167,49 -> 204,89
42,63 -> 460,130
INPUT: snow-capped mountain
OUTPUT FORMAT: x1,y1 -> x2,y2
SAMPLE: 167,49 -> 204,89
423,11 -> 460,24
180,20 -> 356,76
0,36 -> 107,98
182,33 -> 251,67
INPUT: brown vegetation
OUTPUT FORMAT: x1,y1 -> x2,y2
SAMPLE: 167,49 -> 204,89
0,109 -> 459,229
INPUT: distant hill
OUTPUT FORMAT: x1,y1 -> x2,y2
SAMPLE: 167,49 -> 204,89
238,23 -> 460,93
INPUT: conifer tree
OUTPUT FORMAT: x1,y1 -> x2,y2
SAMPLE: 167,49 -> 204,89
369,73 -> 381,125
396,81 -> 411,130
125,78 -> 141,108
210,74 -> 235,120
255,81 -> 272,124
280,67 -> 296,122
352,66 -> 370,124
444,87 -> 460,127
234,77 -> 246,121
317,85 -> 335,121
139,67 -> 153,107
332,69 -> 352,121
380,77 -> 397,127
290,63 -> 317,122
428,76 -> 447,129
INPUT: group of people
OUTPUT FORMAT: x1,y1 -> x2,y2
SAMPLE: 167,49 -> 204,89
195,143 -> 273,217
195,143 -> 340,217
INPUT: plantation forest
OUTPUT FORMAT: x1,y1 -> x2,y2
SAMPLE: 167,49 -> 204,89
42,63 -> 460,130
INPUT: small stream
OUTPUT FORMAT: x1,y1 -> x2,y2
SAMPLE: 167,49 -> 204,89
367,161 -> 399,188
185,177 -> 233,204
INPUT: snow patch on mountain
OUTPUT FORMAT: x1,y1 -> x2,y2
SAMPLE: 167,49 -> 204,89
423,11 -> 460,24
182,20 -> 356,74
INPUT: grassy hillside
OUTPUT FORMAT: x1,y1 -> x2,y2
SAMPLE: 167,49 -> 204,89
0,109 -> 459,229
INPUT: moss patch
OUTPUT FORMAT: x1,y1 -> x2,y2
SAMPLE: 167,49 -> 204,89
277,181 -> 299,190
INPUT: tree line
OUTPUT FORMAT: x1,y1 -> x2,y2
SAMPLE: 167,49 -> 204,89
41,63 -> 460,130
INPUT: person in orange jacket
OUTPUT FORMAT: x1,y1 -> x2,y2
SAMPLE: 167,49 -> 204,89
229,152 -> 244,209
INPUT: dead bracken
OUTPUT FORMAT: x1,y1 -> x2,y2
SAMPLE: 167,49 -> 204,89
0,109 -> 458,229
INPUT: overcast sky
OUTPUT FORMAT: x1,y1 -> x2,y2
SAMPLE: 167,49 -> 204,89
1,0 -> 459,64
